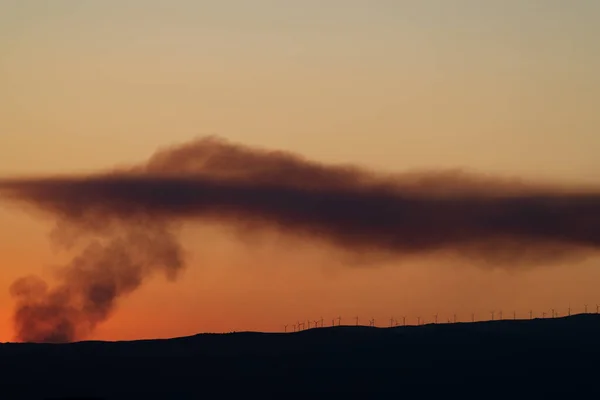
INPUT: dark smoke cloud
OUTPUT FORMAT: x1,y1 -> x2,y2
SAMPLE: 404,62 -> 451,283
1,136 -> 600,342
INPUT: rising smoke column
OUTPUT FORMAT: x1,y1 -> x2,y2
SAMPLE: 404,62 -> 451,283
1,136 -> 600,342
9,222 -> 184,343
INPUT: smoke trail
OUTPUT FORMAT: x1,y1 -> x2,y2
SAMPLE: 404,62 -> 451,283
1,136 -> 600,342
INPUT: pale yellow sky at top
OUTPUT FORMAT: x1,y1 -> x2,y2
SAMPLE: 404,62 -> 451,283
1,1 -> 600,341
0,0 -> 599,181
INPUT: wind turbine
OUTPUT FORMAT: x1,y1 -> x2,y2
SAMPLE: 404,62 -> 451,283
542,312 -> 546,318
490,311 -> 495,321
568,305 -> 571,316
307,320 -> 311,329
417,316 -> 421,326
284,325 -> 288,333
513,311 -> 516,320
597,304 -> 599,314
314,320 -> 319,328
551,308 -> 555,318
337,316 -> 342,326
529,310 -> 533,320
355,316 -> 359,326
369,318 -> 375,327
471,313 -> 475,323
320,317 -> 324,327
403,316 -> 406,326
585,304 -> 588,314
498,310 -> 503,320
390,317 -> 395,327
453,314 -> 457,323
434,313 -> 438,324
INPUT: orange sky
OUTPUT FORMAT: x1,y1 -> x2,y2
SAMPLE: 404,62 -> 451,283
1,1 -> 599,342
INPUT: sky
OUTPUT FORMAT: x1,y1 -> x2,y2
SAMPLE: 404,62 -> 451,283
1,0 -> 599,342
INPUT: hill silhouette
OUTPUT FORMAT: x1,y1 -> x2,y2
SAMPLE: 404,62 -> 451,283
2,314 -> 599,398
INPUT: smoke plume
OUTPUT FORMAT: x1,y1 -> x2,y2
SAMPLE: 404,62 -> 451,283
1,136 -> 600,342
9,223 -> 183,343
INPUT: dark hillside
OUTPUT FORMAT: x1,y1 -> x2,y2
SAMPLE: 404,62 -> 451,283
1,314 -> 599,398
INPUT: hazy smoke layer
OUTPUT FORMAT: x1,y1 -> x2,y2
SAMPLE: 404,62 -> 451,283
1,136 -> 600,342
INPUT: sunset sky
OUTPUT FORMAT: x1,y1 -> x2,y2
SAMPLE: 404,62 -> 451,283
1,0 -> 600,342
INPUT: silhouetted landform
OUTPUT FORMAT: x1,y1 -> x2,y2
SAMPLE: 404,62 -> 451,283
1,314 -> 599,398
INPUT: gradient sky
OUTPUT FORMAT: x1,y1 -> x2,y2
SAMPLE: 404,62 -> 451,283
1,0 -> 600,341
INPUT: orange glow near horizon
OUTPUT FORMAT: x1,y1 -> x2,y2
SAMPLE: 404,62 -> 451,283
2,213 -> 600,343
